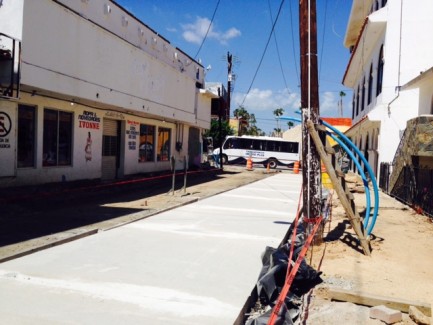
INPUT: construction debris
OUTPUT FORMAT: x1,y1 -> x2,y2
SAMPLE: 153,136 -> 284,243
369,305 -> 402,324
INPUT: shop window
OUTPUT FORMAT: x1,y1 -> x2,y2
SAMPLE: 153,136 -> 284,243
43,108 -> 72,166
17,105 -> 36,168
157,127 -> 171,161
139,124 -> 155,162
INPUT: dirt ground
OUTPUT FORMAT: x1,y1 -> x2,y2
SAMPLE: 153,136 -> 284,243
303,177 -> 433,324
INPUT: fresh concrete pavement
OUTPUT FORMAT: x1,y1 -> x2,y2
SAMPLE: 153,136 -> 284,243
0,172 -> 302,324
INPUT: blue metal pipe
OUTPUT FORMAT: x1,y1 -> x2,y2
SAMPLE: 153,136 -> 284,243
281,116 -> 379,235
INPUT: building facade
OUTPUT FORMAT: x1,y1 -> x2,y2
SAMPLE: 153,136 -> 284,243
342,0 -> 433,178
0,0 -> 216,187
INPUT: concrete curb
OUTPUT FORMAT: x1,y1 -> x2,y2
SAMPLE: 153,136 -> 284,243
0,229 -> 98,263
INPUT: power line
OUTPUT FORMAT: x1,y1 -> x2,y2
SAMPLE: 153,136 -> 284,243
288,0 -> 300,86
241,0 -> 285,106
267,0 -> 290,95
318,0 -> 329,79
194,0 -> 221,59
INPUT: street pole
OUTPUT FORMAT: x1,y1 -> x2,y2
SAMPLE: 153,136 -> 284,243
299,0 -> 322,221
227,51 -> 232,120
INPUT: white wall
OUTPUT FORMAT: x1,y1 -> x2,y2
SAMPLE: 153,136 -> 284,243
0,0 -> 23,40
20,0 -> 207,128
346,0 -> 433,168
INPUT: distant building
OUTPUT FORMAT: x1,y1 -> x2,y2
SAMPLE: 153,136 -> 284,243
343,0 -> 433,215
321,117 -> 352,147
283,117 -> 351,157
0,0 -> 217,187
206,82 -> 228,120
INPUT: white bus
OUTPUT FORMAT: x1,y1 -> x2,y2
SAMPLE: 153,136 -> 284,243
213,135 -> 300,169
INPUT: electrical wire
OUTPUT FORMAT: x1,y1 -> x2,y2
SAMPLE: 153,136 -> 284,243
240,0 -> 285,106
194,0 -> 221,59
267,0 -> 290,95
318,0 -> 329,79
288,0 -> 300,86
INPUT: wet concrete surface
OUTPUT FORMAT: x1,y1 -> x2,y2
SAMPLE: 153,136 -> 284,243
0,165 -> 280,262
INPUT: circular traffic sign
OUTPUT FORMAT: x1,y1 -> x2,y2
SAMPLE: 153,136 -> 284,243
0,112 -> 12,137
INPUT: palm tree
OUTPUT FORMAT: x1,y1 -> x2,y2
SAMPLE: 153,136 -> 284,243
273,127 -> 282,137
339,91 -> 346,117
287,121 -> 294,129
233,105 -> 250,136
273,108 -> 284,132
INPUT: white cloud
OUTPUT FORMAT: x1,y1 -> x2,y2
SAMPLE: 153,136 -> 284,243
182,17 -> 240,45
166,27 -> 177,33
232,88 -> 300,113
319,91 -> 339,115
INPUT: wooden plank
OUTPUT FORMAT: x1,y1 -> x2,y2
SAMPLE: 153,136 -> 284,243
329,288 -> 432,317
345,189 -> 354,200
315,123 -> 327,132
325,146 -> 335,155
306,120 -> 371,255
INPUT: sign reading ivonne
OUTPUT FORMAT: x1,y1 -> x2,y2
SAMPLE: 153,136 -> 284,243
78,111 -> 101,129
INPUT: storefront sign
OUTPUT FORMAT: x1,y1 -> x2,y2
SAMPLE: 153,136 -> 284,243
126,120 -> 139,150
78,110 -> 101,129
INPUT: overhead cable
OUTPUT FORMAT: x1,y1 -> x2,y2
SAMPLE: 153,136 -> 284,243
267,0 -> 291,95
241,0 -> 285,106
194,0 -> 221,59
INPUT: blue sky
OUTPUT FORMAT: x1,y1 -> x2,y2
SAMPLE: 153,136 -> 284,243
115,0 -> 353,134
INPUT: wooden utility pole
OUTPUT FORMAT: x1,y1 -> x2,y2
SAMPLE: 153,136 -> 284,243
299,0 -> 322,220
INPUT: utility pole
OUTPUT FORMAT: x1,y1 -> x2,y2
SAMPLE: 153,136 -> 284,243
227,51 -> 232,120
299,0 -> 321,221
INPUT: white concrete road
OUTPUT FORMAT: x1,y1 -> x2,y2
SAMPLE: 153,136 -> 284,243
0,173 -> 302,325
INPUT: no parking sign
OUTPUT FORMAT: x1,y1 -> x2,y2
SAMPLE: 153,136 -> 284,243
0,111 -> 12,137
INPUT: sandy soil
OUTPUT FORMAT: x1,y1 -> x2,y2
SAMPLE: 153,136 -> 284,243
303,180 -> 433,324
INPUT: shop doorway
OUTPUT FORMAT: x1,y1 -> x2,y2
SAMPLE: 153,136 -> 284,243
102,119 -> 120,180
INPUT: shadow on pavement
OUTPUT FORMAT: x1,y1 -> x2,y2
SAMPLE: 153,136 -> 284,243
0,168 -> 226,247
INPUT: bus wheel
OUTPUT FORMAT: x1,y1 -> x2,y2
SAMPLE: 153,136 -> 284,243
268,159 -> 278,169
221,154 -> 228,164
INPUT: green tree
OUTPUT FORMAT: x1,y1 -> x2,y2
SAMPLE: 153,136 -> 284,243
245,113 -> 261,136
233,105 -> 251,136
203,119 -> 234,148
287,121 -> 294,129
273,107 -> 284,132
273,127 -> 282,137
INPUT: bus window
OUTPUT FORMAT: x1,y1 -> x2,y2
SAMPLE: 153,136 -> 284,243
281,142 -> 290,153
252,139 -> 262,150
267,140 -> 275,152
239,138 -> 251,149
223,138 -> 231,149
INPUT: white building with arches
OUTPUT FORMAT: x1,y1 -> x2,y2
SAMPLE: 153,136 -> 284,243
343,0 -> 433,181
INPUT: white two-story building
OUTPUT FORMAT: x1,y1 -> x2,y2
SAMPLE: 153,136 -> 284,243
0,0 -> 217,187
343,0 -> 433,179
